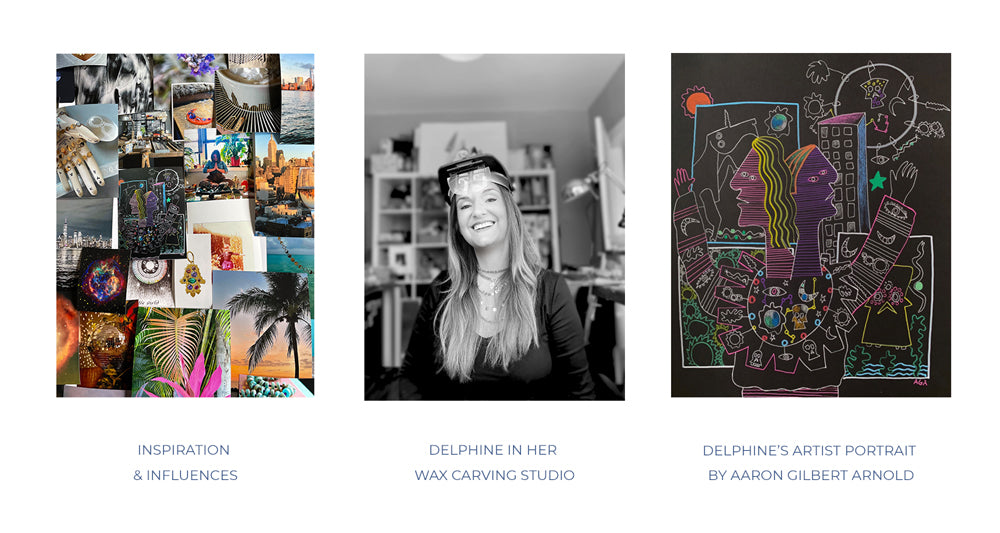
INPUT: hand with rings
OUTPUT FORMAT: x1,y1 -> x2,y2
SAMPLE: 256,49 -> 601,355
57,108 -> 116,197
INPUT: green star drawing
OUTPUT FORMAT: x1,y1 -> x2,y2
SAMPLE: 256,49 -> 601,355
870,171 -> 887,191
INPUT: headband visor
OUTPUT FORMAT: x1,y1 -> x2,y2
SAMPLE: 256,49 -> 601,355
438,154 -> 511,203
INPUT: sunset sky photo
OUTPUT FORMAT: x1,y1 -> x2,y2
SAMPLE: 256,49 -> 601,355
212,270 -> 312,388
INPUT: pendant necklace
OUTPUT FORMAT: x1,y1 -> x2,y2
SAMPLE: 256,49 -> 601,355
477,279 -> 505,318
180,251 -> 206,297
478,271 -> 503,292
477,267 -> 508,321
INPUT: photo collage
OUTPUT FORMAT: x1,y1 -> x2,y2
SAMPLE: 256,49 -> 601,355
56,53 -> 315,398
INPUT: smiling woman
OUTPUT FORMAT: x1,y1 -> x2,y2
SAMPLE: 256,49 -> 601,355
399,151 -> 595,400
455,181 -> 509,254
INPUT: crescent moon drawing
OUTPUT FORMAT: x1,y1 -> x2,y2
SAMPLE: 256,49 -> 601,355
798,280 -> 819,303
679,217 -> 699,236
876,231 -> 896,246
888,96 -> 906,116
840,240 -> 859,260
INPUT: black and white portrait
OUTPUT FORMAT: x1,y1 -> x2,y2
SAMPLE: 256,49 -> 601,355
364,54 -> 626,401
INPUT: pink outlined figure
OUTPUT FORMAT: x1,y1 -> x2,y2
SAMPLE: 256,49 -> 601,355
729,136 -> 796,279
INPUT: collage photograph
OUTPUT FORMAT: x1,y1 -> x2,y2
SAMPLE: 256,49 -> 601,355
55,53 -> 316,398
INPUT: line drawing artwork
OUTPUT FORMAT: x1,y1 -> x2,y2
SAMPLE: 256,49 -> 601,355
671,54 -> 950,397
689,102 -> 801,243
118,167 -> 187,259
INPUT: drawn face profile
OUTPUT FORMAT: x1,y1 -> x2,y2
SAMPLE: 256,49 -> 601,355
729,146 -> 768,229
789,145 -> 837,223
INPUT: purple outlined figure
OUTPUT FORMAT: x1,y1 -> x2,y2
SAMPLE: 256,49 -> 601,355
786,145 -> 837,278
730,136 -> 796,279
861,265 -> 915,348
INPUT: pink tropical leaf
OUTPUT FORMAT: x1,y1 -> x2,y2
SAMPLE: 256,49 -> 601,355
145,352 -> 222,398
188,353 -> 207,396
201,366 -> 223,397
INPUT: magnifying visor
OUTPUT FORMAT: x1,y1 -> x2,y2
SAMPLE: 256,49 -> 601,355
438,154 -> 512,204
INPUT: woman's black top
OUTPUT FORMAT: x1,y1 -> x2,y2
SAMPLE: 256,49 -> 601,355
399,270 -> 596,400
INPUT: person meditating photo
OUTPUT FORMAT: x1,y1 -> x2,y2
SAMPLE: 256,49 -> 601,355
399,150 -> 595,400
198,149 -> 234,189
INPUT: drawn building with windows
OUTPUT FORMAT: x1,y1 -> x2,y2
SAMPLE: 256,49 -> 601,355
816,112 -> 869,259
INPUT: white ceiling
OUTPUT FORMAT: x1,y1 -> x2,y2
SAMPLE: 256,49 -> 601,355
365,54 -> 624,115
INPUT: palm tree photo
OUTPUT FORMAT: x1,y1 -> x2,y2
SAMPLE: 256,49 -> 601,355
226,272 -> 311,377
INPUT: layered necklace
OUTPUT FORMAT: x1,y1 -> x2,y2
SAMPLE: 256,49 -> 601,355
476,267 -> 508,322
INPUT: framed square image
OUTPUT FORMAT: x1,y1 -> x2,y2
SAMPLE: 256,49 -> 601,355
386,244 -> 415,277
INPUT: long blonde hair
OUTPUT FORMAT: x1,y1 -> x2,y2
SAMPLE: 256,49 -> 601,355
436,186 -> 541,381
751,136 -> 798,248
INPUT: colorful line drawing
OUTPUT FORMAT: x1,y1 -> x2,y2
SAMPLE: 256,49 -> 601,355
673,54 -> 948,396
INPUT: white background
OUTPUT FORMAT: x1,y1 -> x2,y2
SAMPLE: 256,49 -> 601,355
8,1 -> 994,531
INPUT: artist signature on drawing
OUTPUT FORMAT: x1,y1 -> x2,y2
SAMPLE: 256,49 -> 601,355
913,379 -> 928,386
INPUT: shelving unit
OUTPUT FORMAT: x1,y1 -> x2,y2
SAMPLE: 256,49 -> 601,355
371,168 -> 561,298
370,168 -> 561,367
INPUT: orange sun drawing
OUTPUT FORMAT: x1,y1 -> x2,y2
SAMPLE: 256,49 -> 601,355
682,86 -> 714,118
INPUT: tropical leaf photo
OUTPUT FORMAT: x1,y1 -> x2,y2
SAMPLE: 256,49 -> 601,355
131,307 -> 230,397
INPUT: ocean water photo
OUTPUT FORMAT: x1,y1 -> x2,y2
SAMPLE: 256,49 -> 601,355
280,88 -> 314,144
267,251 -> 315,315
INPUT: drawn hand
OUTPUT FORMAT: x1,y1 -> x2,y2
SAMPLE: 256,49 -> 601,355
57,109 -> 108,197
674,168 -> 695,196
805,60 -> 831,84
889,161 -> 918,203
